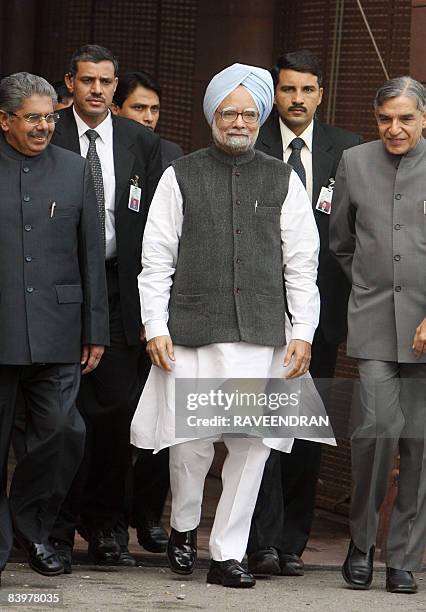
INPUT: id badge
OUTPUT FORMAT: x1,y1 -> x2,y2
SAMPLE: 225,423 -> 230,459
128,185 -> 141,212
316,186 -> 333,215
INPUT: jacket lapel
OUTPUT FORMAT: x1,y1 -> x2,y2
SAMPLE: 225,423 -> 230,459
54,106 -> 80,153
112,116 -> 136,210
257,112 -> 283,160
312,121 -> 335,207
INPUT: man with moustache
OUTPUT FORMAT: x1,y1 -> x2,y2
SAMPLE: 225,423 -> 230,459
0,72 -> 108,580
112,70 -> 184,554
49,45 -> 162,570
130,63 -> 324,588
331,76 -> 426,594
248,49 -> 362,577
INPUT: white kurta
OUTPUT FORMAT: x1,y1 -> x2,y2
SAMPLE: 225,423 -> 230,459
131,165 -> 335,453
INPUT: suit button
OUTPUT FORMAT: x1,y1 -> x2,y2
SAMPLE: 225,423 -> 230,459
26,286 -> 34,293
395,194 -> 401,200
234,287 -> 241,294
236,258 -> 241,264
23,166 -> 30,173
394,254 -> 401,261
394,224 -> 401,230
395,286 -> 401,292
235,171 -> 240,177
23,195 -> 30,202
24,224 -> 32,231
25,256 -> 32,262
236,200 -> 241,206
235,229 -> 241,235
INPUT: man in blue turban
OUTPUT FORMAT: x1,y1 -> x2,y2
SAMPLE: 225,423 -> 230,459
131,63 -> 327,588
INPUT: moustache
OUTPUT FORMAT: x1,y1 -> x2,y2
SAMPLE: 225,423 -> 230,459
29,130 -> 49,139
288,106 -> 307,112
86,96 -> 106,102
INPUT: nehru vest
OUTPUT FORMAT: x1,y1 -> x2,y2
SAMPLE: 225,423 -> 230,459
168,144 -> 292,347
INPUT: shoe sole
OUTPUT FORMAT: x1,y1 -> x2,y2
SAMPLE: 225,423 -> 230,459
342,566 -> 372,590
207,574 -> 255,588
386,584 -> 417,594
139,541 -> 167,553
29,561 -> 64,577
281,567 -> 304,577
249,563 -> 281,577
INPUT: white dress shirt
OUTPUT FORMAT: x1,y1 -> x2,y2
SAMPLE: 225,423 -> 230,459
73,107 -> 117,259
279,118 -> 314,202
139,165 -> 320,344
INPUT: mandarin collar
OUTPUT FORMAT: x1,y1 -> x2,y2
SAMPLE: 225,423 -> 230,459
0,133 -> 47,162
208,143 -> 256,166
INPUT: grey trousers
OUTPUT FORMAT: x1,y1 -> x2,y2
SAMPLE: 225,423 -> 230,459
350,359 -> 426,570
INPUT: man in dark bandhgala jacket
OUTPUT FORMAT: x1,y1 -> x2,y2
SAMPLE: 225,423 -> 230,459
0,72 -> 108,581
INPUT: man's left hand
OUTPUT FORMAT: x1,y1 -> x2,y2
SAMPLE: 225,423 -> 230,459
283,339 -> 311,378
81,344 -> 105,374
412,317 -> 426,358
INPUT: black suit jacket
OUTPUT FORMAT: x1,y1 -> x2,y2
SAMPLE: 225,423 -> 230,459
52,107 -> 163,345
160,137 -> 184,170
256,113 -> 362,344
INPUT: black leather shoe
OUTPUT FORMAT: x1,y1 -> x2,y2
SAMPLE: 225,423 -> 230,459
15,532 -> 64,577
88,529 -> 120,564
342,540 -> 374,590
386,567 -> 418,594
167,528 -> 197,575
247,547 -> 281,576
280,552 -> 304,576
207,559 -> 256,588
50,540 -> 72,574
137,520 -> 168,553
116,547 -> 137,567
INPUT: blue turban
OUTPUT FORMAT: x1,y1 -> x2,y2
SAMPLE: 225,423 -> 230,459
203,63 -> 274,127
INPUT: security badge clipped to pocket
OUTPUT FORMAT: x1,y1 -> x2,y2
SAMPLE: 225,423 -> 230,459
128,175 -> 142,212
315,178 -> 334,215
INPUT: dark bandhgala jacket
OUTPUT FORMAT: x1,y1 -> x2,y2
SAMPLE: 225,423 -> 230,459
256,112 -> 363,344
52,107 -> 163,345
0,135 -> 109,364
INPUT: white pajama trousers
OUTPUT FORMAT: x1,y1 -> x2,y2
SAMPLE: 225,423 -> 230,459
169,436 -> 271,562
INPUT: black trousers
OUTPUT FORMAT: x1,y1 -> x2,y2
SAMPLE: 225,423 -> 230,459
0,363 -> 84,569
115,349 -> 170,547
248,325 -> 339,556
51,265 -> 142,547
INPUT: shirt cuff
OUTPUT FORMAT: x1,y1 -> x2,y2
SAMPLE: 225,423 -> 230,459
290,323 -> 316,345
145,320 -> 170,341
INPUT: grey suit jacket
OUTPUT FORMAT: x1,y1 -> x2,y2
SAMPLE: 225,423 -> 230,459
330,138 -> 426,363
0,135 -> 109,365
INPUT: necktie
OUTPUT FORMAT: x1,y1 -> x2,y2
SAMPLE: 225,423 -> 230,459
85,129 -> 106,250
287,137 -> 306,188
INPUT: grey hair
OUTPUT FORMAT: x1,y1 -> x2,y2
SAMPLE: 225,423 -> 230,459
0,72 -> 57,113
374,76 -> 426,112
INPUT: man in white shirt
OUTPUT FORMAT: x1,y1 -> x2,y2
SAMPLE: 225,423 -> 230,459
49,45 -> 162,571
131,63 -> 328,588
248,49 -> 362,577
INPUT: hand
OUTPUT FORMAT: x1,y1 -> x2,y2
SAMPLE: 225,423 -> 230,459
283,339 -> 311,378
146,335 -> 175,371
140,325 -> 146,343
81,344 -> 104,374
412,317 -> 426,358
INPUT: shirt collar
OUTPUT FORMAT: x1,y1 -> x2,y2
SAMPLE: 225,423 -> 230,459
279,117 -> 314,153
73,105 -> 113,145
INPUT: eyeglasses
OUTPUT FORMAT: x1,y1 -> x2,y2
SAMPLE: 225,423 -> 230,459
9,112 -> 60,125
216,107 -> 259,124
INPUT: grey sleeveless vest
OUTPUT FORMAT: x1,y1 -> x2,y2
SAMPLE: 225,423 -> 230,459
168,144 -> 292,347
